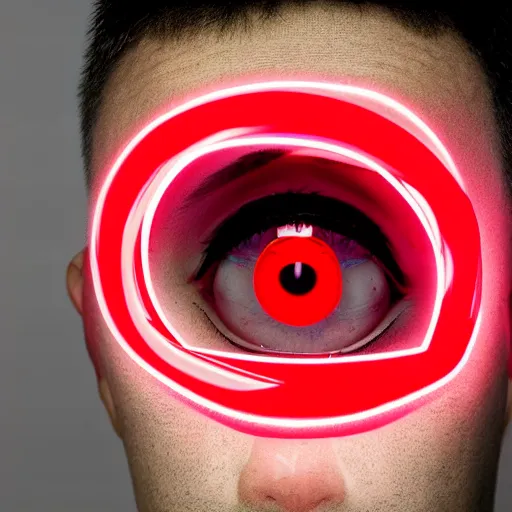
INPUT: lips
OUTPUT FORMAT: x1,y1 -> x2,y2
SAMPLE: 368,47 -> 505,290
90,81 -> 482,438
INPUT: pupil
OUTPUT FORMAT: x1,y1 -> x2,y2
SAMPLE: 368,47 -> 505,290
279,262 -> 317,295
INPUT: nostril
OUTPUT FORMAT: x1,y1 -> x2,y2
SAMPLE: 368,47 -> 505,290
261,487 -> 336,512
238,439 -> 346,511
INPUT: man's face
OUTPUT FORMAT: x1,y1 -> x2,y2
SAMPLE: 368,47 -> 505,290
68,4 -> 512,511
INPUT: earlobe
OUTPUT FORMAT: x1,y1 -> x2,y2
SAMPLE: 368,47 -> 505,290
98,378 -> 123,439
66,250 -> 85,315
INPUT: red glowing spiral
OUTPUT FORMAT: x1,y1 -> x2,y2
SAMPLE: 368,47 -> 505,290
89,81 -> 482,438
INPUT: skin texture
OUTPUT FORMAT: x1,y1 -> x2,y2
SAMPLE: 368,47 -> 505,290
67,4 -> 512,511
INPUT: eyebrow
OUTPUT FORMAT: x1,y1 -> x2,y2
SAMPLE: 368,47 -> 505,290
180,149 -> 288,209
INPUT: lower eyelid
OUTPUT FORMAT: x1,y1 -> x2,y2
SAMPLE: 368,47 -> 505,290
193,302 -> 261,354
196,283 -> 410,356
337,300 -> 411,353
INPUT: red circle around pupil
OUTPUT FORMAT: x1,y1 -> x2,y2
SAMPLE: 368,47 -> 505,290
253,236 -> 343,327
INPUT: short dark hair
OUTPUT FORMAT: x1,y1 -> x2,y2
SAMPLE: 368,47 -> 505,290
78,1 -> 512,190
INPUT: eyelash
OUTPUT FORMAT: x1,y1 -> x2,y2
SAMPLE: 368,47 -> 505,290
193,190 -> 406,291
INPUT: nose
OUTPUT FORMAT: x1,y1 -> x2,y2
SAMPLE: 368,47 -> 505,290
238,438 -> 346,512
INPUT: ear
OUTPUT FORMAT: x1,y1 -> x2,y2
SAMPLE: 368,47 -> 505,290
66,249 -> 85,315
66,249 -> 123,438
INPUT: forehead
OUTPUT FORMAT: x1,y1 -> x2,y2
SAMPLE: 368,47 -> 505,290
90,4 -> 500,191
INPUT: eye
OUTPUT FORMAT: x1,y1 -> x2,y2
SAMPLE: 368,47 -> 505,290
193,191 -> 409,355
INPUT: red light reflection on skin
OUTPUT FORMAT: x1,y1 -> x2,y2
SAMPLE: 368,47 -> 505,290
89,81 -> 482,438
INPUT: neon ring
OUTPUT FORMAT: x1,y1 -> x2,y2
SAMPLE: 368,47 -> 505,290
90,81 -> 482,438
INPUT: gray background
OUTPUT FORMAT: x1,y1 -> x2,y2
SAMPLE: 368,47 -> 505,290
0,1 -> 511,511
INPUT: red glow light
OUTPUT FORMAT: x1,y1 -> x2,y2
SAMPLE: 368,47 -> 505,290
89,81 -> 482,438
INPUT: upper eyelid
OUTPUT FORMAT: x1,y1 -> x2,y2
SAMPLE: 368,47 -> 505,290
179,149 -> 288,213
193,192 -> 405,285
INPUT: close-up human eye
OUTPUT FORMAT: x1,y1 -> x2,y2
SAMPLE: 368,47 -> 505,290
189,164 -> 411,356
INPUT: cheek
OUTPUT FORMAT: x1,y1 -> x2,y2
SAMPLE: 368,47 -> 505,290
82,271 -> 251,502
81,248 -> 508,510
102,344 -> 252,508
332,338 -> 508,508
475,206 -> 512,375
